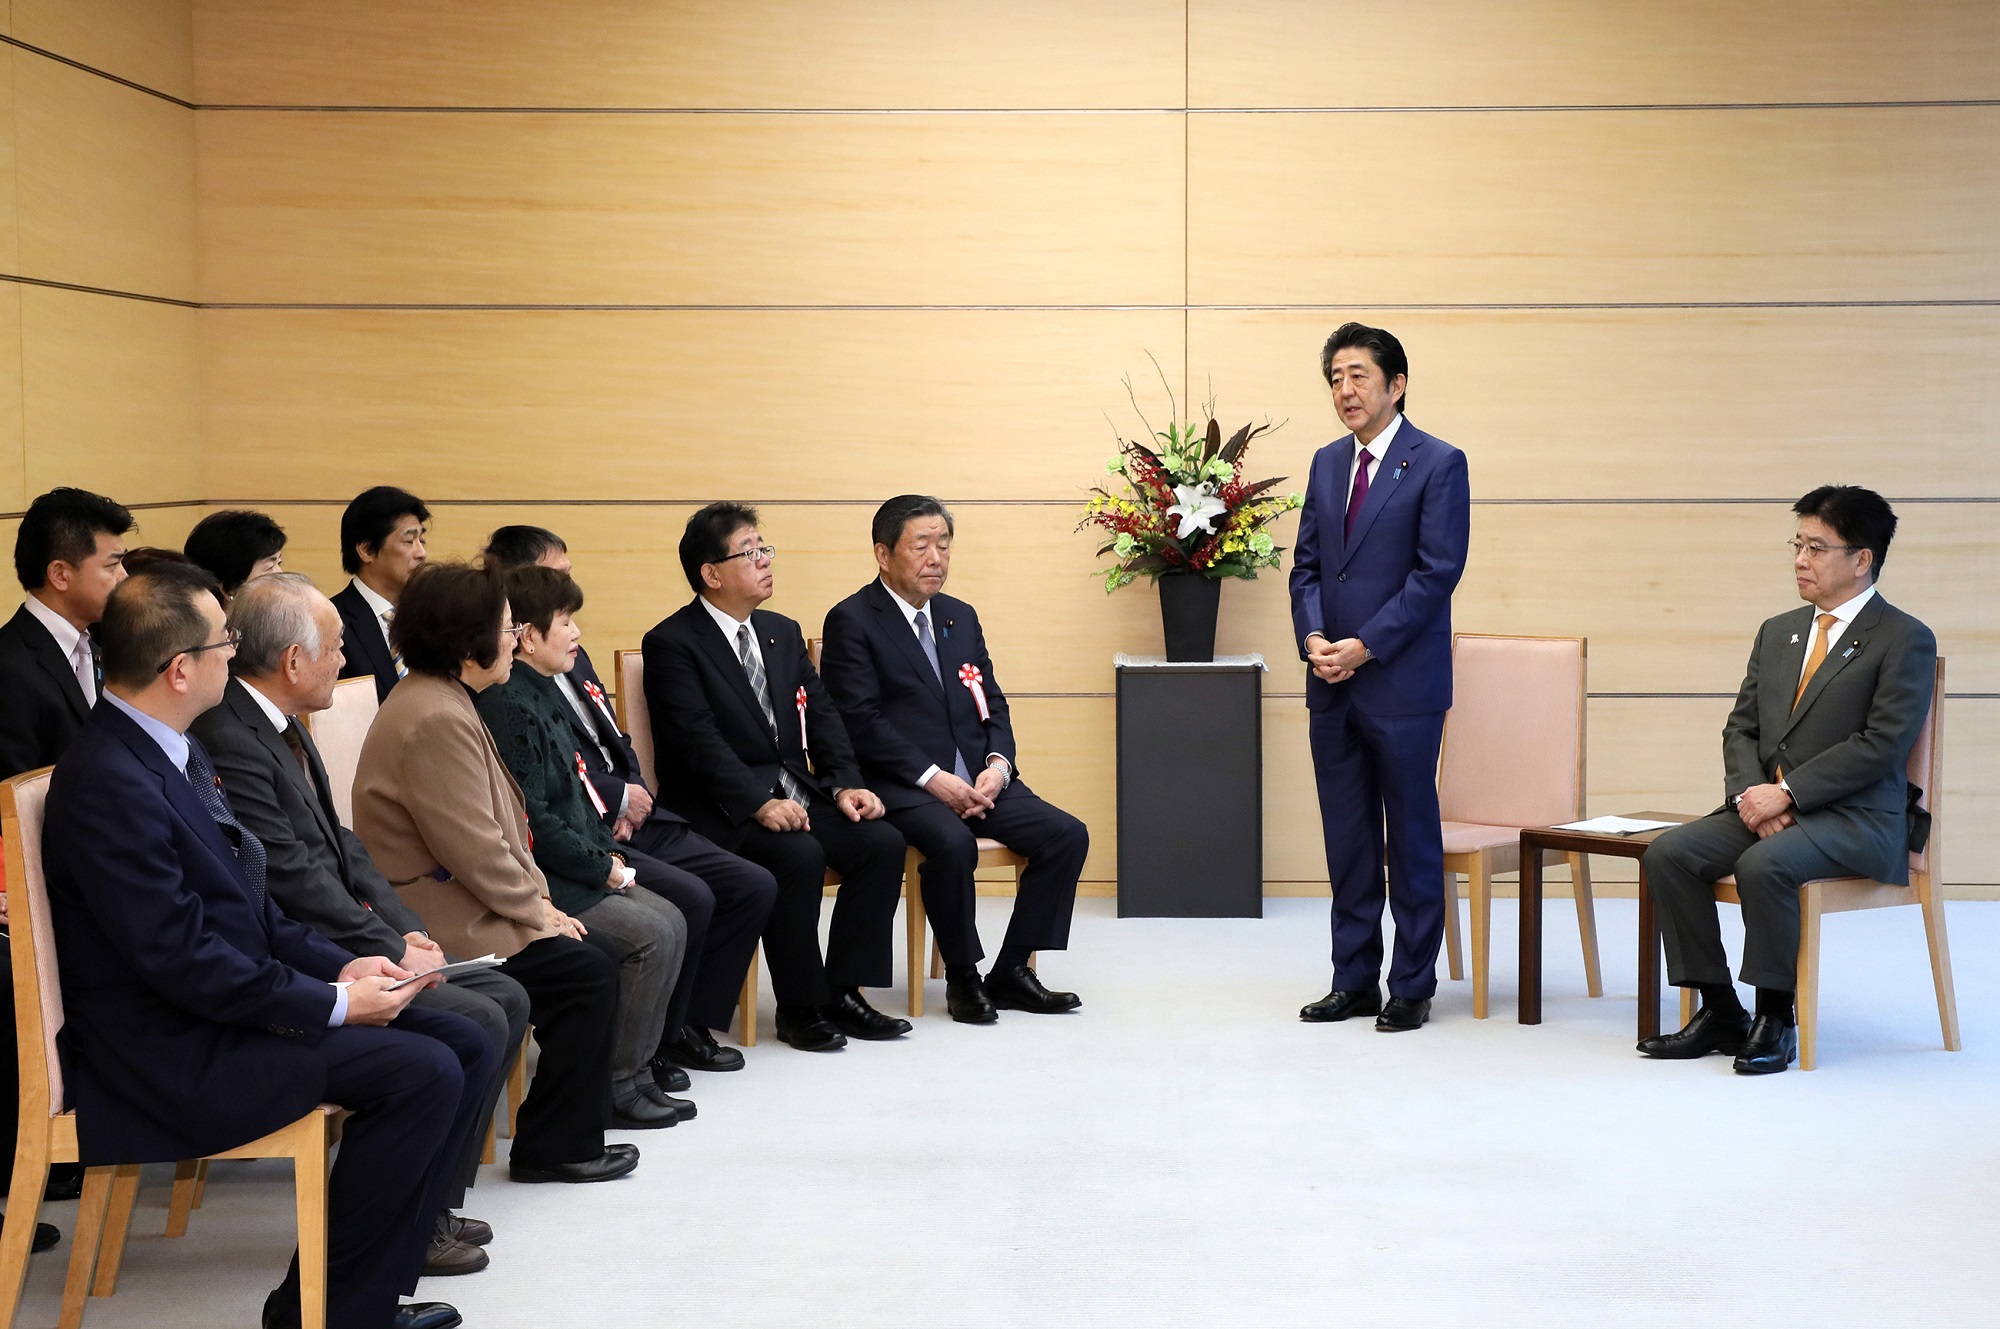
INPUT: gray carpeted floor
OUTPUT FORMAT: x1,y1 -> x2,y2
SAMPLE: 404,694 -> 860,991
13,894 -> 1995,1328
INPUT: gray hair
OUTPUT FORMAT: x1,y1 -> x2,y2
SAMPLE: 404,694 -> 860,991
228,572 -> 326,677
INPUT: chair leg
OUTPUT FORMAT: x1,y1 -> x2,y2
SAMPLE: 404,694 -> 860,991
166,1159 -> 201,1237
1470,856 -> 1493,1020
929,940 -> 943,981
905,858 -> 927,1018
1440,869 -> 1464,982
0,1135 -> 54,1329
737,946 -> 759,1048
1797,885 -> 1821,1071
480,1115 -> 498,1167
1679,985 -> 1696,1027
88,1164 -> 142,1297
1569,852 -> 1603,999
60,1167 -> 113,1329
1919,880 -> 1963,1052
502,1040 -> 528,1139
296,1119 -> 332,1329
190,1158 -> 209,1210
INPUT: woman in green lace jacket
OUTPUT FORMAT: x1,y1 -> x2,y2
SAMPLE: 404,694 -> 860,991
475,565 -> 692,1129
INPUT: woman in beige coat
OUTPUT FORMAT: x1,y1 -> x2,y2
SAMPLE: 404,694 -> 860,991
352,560 -> 644,1181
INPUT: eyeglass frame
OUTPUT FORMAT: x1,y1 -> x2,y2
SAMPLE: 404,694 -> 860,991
500,622 -> 528,640
1786,537 -> 1862,559
155,630 -> 242,674
712,544 -> 778,567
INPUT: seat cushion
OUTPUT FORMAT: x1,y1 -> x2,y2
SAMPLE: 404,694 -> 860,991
1441,821 -> 1524,854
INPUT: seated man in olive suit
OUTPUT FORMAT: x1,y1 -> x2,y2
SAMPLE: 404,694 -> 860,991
1641,485 -> 1937,1075
819,495 -> 1089,1024
189,573 -> 528,1277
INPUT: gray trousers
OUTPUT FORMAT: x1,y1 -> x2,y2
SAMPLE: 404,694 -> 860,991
576,889 -> 688,1085
1644,811 -> 1848,992
410,965 -> 531,1209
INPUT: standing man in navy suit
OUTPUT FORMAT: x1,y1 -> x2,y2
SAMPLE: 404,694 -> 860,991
1290,323 -> 1470,1032
42,563 -> 487,1329
331,486 -> 429,703
821,495 -> 1089,1024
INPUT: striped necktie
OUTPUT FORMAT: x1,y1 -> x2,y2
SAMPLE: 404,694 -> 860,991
185,742 -> 269,905
735,624 -> 807,806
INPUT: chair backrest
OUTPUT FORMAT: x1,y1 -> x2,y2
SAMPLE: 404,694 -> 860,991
1437,634 -> 1588,829
1907,657 -> 1944,880
304,676 -> 379,828
808,637 -> 824,670
2,769 -> 67,1118
615,649 -> 657,790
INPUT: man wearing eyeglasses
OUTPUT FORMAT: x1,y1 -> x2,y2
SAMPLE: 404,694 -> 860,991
1640,485 -> 1936,1075
641,503 -> 908,1053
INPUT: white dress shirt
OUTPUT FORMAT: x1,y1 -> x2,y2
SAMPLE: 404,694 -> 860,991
23,593 -> 95,705
1347,412 -> 1403,497
877,579 -> 1009,789
348,577 -> 397,656
1797,585 -> 1876,690
553,673 -> 630,819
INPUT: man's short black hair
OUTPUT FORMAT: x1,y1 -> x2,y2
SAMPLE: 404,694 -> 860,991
870,495 -> 954,552
1320,322 -> 1410,412
339,486 -> 430,575
184,509 -> 288,593
13,487 -> 134,590
503,564 -> 584,635
678,502 -> 760,593
120,547 -> 192,577
483,525 -> 568,571
98,562 -> 225,690
1794,484 -> 1898,578
391,561 -> 506,677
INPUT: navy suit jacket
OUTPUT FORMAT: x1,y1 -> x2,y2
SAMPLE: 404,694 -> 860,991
640,600 -> 864,846
331,581 -> 400,704
44,701 -> 356,1164
819,581 -> 1024,814
1288,418 -> 1470,715
0,603 -> 96,781
563,645 -> 687,831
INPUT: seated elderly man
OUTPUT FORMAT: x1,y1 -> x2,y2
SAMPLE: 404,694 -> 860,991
190,572 -> 529,1276
43,562 -> 488,1329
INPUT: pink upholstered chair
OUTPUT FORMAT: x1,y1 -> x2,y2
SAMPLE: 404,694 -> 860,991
1436,634 -> 1600,1018
301,675 -> 380,830
1679,657 -> 1958,1070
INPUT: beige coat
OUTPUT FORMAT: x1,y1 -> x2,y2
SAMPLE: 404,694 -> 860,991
352,672 -> 557,960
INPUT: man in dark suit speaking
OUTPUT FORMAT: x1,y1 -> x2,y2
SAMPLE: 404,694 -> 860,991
1641,486 -> 1936,1075
43,562 -> 488,1329
820,495 -> 1089,1024
1290,323 -> 1470,1033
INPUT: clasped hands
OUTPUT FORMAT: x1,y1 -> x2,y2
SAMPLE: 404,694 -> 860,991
610,783 -> 654,842
927,763 -> 1007,822
1736,783 -> 1796,839
1306,633 -> 1370,684
754,786 -> 885,833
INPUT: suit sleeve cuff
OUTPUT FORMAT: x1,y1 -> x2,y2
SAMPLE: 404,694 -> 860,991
328,985 -> 348,1027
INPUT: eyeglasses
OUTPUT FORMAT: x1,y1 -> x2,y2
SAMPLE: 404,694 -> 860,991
501,623 -> 527,640
155,630 -> 242,674
715,545 -> 778,566
1786,538 -> 1861,558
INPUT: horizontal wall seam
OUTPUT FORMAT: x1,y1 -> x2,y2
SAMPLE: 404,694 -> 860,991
197,300 -> 2000,312
0,274 -> 200,309
0,499 -> 200,520
0,34 -> 193,107
190,100 -> 2000,114
193,496 -> 2000,508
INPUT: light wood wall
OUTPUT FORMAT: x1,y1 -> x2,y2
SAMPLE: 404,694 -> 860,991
20,3 -> 2000,887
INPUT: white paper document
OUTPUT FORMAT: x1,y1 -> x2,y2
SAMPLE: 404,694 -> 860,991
386,954 -> 505,990
1551,816 -> 1681,835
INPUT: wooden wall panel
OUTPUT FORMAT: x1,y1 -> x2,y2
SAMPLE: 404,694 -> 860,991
199,309 -> 1188,500
0,284 -> 24,513
14,0 -> 195,100
1189,108 -> 2000,305
193,0 -> 1186,110
0,50 -> 17,271
21,288 -> 200,504
196,113 -> 1186,305
13,54 -> 195,298
1190,0 -> 2000,108
1188,307 -> 2000,501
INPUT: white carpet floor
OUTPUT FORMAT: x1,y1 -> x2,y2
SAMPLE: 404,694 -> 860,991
13,894 -> 1998,1329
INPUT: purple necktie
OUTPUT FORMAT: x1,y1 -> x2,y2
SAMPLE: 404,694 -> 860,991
1344,447 -> 1374,541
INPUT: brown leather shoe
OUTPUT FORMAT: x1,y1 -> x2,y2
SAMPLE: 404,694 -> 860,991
423,1219 -> 490,1276
445,1213 -> 492,1247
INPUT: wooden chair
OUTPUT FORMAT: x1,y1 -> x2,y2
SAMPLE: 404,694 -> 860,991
300,676 -> 379,829
1436,634 -> 1600,1018
1678,657 -> 1958,1070
479,1037 -> 532,1166
0,770 -> 343,1329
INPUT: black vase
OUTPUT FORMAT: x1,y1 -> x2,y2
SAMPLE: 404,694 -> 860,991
1158,573 -> 1222,662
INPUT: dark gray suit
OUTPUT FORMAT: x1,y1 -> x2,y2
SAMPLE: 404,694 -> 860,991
1646,591 -> 1937,990
189,678 -> 530,1209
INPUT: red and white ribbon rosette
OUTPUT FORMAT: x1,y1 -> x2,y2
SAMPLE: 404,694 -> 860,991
795,686 -> 809,750
574,751 -> 608,816
957,663 -> 991,721
582,678 -> 618,728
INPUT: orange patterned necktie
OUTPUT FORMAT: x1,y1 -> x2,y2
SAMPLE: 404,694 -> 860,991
1791,612 -> 1838,712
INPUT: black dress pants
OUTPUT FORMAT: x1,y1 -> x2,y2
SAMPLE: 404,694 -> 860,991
494,934 -> 618,1166
625,818 -> 779,1034
729,797 -> 907,1005
887,786 -> 1087,970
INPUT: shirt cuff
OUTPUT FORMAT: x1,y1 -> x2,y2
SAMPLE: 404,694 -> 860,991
328,985 -> 348,1027
986,754 -> 1012,786
616,785 -> 632,819
917,764 -> 942,788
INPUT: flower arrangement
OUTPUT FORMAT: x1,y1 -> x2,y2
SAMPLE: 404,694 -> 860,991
1079,379 -> 1302,593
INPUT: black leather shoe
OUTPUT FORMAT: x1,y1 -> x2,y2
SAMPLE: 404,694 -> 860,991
945,973 -> 998,1024
1732,1015 -> 1799,1075
508,1147 -> 640,1184
395,1304 -> 463,1329
43,1165 -> 83,1202
1637,1005 -> 1752,1059
423,1216 -> 489,1276
823,990 -> 913,1039
445,1213 -> 491,1247
1300,988 -> 1382,1022
648,1055 -> 692,1092
31,1222 -> 59,1253
774,1006 -> 848,1052
663,1025 -> 746,1072
1375,997 -> 1431,1032
985,964 -> 1081,1014
639,1081 -> 698,1120
611,1082 -> 679,1128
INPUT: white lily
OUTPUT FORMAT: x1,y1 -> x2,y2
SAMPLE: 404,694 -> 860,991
1166,483 -> 1228,539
